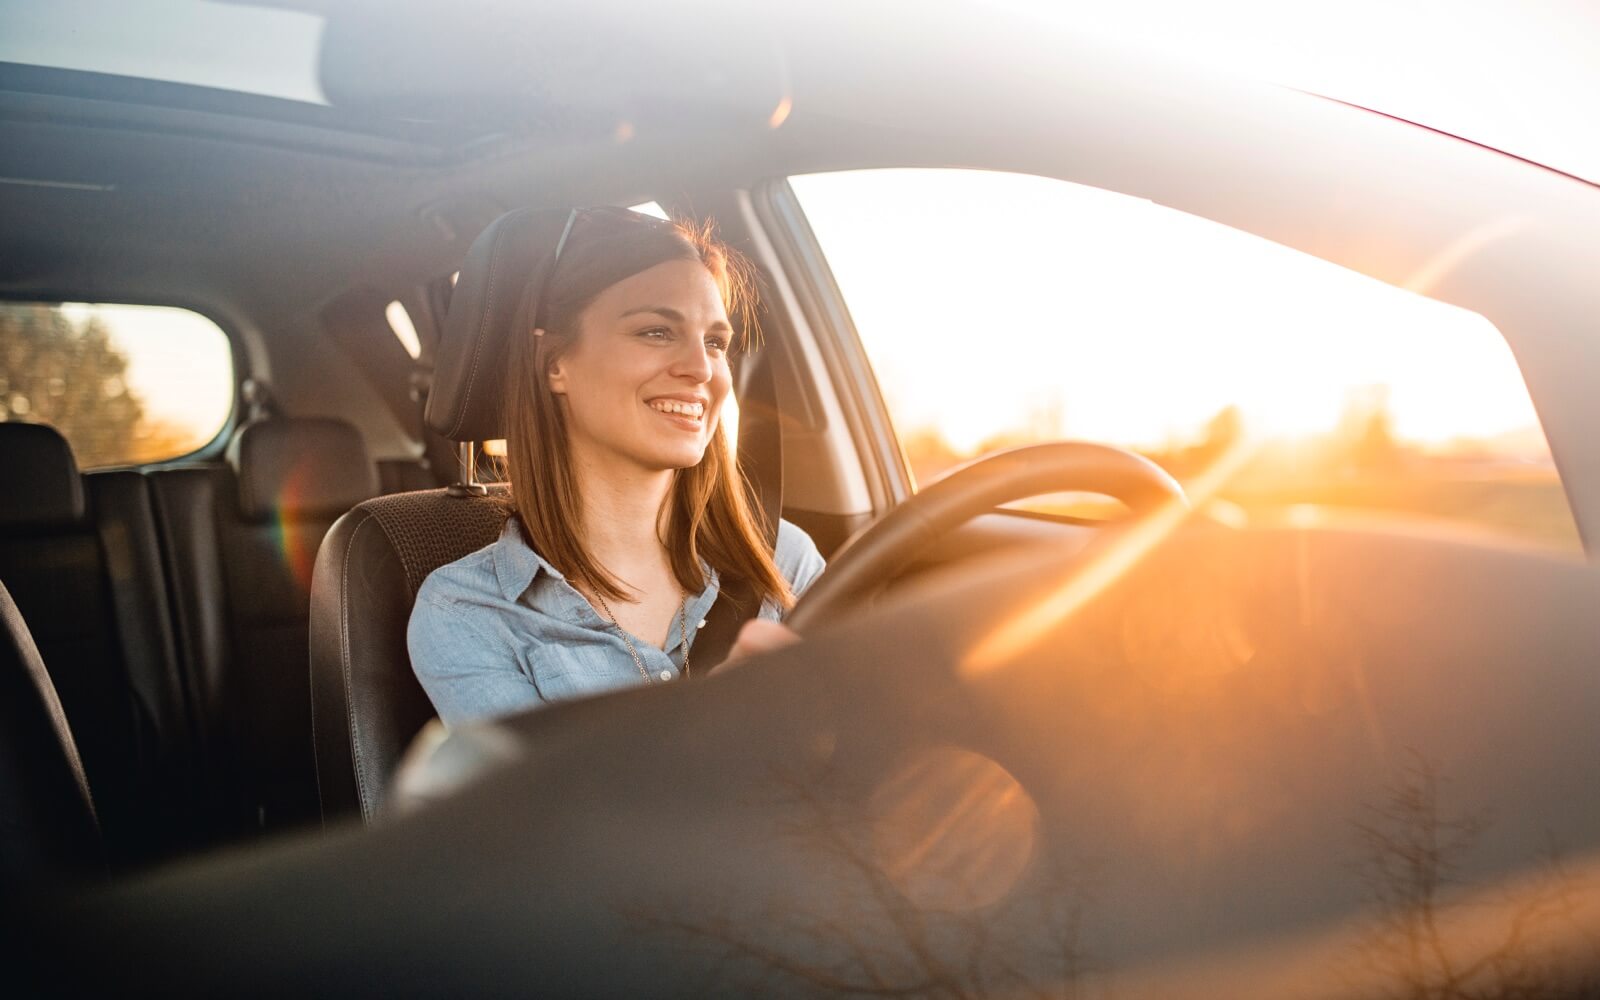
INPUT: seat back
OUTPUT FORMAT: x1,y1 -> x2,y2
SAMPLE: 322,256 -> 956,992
309,208 -> 562,824
153,416 -> 380,835
0,422 -> 193,866
309,487 -> 508,822
0,578 -> 102,883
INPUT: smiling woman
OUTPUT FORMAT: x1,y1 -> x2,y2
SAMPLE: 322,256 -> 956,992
408,207 -> 825,726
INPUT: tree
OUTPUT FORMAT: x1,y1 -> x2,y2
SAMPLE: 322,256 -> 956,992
0,304 -> 146,468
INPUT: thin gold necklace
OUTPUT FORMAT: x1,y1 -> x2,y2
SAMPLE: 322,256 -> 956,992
591,589 -> 691,683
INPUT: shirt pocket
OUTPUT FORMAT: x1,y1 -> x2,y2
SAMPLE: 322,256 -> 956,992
519,634 -> 643,705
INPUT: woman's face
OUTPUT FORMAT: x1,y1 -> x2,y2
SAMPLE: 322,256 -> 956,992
546,258 -> 733,474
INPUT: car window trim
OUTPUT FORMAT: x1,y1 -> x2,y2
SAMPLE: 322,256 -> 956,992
751,178 -> 912,512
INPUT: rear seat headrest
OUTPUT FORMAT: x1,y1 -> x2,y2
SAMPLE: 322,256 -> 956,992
228,417 -> 379,522
0,423 -> 85,528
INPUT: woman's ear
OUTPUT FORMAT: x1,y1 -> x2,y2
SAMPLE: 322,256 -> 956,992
535,330 -> 569,395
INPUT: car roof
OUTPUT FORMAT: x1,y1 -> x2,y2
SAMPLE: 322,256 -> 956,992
2,1 -> 1596,336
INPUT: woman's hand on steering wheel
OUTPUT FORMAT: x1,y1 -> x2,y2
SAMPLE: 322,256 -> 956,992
710,619 -> 802,675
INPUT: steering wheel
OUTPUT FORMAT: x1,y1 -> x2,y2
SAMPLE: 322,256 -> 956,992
785,442 -> 1187,632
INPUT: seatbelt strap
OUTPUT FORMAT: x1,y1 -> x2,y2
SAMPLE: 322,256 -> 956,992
740,338 -> 785,554
689,578 -> 756,675
689,344 -> 783,673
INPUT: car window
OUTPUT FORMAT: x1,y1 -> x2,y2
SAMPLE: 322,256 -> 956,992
385,300 -> 422,359
0,2 -> 327,104
789,168 -> 1580,550
0,300 -> 234,468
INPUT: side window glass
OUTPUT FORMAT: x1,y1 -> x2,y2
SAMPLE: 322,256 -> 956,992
0,301 -> 234,468
790,169 -> 1578,550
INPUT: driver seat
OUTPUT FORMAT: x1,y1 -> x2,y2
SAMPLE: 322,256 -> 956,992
309,208 -> 558,823
310,206 -> 785,823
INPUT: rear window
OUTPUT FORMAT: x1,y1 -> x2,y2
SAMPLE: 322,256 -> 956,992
0,301 -> 234,468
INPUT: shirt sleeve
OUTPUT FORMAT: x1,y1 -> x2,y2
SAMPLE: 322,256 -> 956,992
408,590 -> 545,727
766,518 -> 827,620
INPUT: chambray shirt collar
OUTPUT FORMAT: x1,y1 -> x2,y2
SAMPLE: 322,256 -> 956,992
490,518 -> 560,602
489,518 -> 720,656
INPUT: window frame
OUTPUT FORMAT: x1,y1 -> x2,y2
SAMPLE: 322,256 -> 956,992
749,178 -> 914,515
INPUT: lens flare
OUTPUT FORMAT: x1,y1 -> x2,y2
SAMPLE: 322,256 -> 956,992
768,95 -> 792,129
869,747 -> 1038,912
271,459 -> 320,592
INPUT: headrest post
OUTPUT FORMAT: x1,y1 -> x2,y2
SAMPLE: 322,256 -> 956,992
448,441 -> 488,498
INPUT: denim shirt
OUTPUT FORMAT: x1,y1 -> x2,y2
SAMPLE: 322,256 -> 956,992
408,517 -> 826,726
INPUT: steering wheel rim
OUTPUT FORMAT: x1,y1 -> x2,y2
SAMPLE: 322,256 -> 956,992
785,441 -> 1187,632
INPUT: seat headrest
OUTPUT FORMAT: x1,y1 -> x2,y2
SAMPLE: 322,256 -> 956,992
0,423 -> 85,528
428,207 -> 572,443
228,418 -> 379,522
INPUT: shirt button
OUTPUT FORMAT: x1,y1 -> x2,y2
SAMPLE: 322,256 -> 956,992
659,670 -> 673,681
697,619 -> 707,629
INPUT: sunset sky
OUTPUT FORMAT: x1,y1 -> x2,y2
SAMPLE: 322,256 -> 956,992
791,168 -> 1543,455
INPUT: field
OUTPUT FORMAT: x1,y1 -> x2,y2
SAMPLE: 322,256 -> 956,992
1012,469 -> 1580,553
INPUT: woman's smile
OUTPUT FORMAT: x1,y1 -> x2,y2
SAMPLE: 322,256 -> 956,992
647,395 -> 709,430
646,398 -> 710,428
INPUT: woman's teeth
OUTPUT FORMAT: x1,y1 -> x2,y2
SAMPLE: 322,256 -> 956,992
649,400 -> 704,419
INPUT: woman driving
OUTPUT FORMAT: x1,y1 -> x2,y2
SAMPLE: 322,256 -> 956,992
409,207 -> 824,726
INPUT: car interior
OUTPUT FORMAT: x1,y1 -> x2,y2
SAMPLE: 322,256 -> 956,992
2,1 -> 1599,995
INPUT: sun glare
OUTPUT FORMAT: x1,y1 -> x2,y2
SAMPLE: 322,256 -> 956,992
791,169 -> 1544,456
792,166 -> 1576,547
991,0 -> 1600,185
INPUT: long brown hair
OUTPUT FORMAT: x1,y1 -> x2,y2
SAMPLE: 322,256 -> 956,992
500,208 -> 792,611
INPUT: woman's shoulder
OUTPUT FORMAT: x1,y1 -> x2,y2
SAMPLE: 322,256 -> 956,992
774,518 -> 826,594
409,535 -> 515,653
774,518 -> 819,559
414,533 -> 508,609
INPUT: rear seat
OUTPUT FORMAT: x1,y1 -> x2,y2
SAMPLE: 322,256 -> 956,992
151,416 -> 381,835
0,422 -> 198,867
2,412 -> 418,858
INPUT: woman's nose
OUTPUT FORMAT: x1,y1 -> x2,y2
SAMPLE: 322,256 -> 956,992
670,340 -> 715,381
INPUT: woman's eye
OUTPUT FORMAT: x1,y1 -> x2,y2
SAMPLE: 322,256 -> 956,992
705,335 -> 730,355
637,327 -> 672,342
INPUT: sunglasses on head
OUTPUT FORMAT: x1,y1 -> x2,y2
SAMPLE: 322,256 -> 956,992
531,205 -> 675,334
